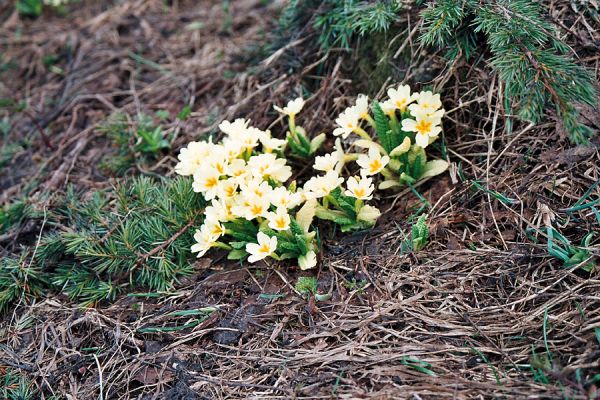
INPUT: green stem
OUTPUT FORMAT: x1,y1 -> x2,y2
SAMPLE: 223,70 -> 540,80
354,126 -> 372,141
288,115 -> 298,142
364,114 -> 376,129
214,242 -> 232,250
389,113 -> 400,135
355,199 -> 363,214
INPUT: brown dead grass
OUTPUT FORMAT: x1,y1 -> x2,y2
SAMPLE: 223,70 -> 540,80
1,0 -> 599,399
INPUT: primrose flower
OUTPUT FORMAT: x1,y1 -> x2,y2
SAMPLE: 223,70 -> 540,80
240,178 -> 273,199
206,150 -> 229,176
222,138 -> 245,161
234,193 -> 271,220
267,207 -> 291,231
217,178 -> 238,199
313,153 -> 340,172
191,228 -> 218,258
219,118 -> 250,137
298,250 -> 317,270
174,141 -> 214,176
258,130 -> 287,152
304,170 -> 344,198
226,158 -> 248,180
192,168 -> 221,200
333,106 -> 361,139
248,153 -> 292,182
386,84 -> 418,112
333,138 -> 346,173
246,232 -> 278,263
408,91 -> 443,117
269,186 -> 301,209
238,127 -> 263,150
401,115 -> 442,148
380,100 -> 396,116
345,176 -> 374,200
356,147 -> 390,176
205,198 -> 235,223
204,220 -> 227,238
354,94 -> 370,119
274,97 -> 305,117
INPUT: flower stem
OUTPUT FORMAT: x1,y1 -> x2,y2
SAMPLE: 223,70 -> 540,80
354,127 -> 372,141
364,114 -> 376,129
288,115 -> 298,142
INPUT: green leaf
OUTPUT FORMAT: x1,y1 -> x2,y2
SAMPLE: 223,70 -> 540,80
227,249 -> 248,260
294,234 -> 309,255
296,199 -> 317,233
177,105 -> 192,120
17,0 -> 43,17
372,101 -> 393,152
421,159 -> 449,179
309,133 -> 326,154
155,110 -> 170,121
229,241 -> 247,250
333,216 -> 355,226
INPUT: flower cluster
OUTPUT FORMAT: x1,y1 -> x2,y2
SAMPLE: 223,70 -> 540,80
330,84 -> 448,189
174,84 -> 447,270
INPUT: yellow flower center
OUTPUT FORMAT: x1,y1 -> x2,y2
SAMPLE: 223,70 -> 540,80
354,188 -> 366,198
250,204 -> 264,216
215,163 -> 226,174
205,177 -> 218,188
275,217 -> 287,229
395,99 -> 406,109
369,159 -> 382,173
258,243 -> 271,254
415,120 -> 432,136
224,186 -> 235,197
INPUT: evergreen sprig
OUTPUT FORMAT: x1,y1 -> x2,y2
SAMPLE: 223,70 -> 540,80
31,176 -> 206,306
277,0 -> 401,52
0,177 -> 205,311
421,0 -> 597,143
0,255 -> 47,312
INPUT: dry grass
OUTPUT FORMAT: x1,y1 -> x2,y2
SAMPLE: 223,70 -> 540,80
1,0 -> 599,399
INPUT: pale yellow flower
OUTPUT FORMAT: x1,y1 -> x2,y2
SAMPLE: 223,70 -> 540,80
345,176 -> 374,200
408,91 -> 443,117
273,97 -> 305,117
174,141 -> 214,176
386,84 -> 418,112
356,147 -> 390,176
267,207 -> 291,231
248,153 -> 292,182
303,170 -> 344,198
246,232 -> 278,263
313,153 -> 339,172
333,106 -> 361,139
191,228 -> 218,258
192,168 -> 221,200
401,115 -> 442,148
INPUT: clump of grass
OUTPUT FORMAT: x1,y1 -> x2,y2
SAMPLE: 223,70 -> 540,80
1,368 -> 36,400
